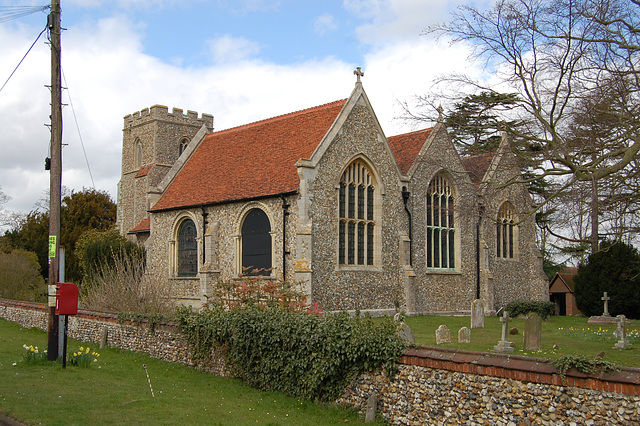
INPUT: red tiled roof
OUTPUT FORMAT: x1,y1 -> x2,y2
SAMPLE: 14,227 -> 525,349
129,216 -> 150,234
150,100 -> 347,211
460,152 -> 495,184
135,164 -> 153,178
388,128 -> 433,175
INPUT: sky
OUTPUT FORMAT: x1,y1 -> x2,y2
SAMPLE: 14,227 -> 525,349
0,0 -> 484,224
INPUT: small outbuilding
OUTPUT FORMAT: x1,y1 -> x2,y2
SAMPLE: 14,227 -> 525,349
549,267 -> 582,316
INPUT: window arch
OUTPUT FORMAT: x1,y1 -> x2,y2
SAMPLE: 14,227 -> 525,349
241,208 -> 272,276
134,138 -> 143,169
338,159 -> 377,266
177,219 -> 198,277
426,173 -> 456,269
497,202 -> 516,259
179,138 -> 189,156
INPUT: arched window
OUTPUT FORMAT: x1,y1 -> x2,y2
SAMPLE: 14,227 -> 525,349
179,138 -> 189,156
134,139 -> 143,169
241,209 -> 271,275
497,202 -> 516,259
426,173 -> 456,269
338,159 -> 376,266
177,219 -> 198,276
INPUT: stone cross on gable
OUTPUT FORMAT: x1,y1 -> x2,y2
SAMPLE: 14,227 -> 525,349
602,292 -> 611,317
354,67 -> 364,83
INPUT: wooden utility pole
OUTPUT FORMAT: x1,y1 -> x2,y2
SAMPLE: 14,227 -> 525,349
47,0 -> 62,361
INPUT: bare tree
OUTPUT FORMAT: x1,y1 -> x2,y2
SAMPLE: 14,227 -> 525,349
416,0 -> 640,254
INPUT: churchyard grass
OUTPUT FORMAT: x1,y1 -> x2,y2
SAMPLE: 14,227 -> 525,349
403,315 -> 640,368
0,319 -> 383,425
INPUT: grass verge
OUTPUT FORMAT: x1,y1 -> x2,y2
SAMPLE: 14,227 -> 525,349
0,319 -> 381,426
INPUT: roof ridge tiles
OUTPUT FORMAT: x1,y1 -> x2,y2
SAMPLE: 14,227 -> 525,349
212,99 -> 348,135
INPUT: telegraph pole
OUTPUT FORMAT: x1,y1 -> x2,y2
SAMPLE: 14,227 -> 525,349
47,0 -> 62,361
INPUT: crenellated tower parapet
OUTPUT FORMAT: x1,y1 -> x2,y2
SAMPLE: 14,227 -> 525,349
117,105 -> 214,239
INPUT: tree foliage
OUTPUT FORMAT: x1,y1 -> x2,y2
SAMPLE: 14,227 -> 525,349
3,188 -> 116,283
421,0 -> 640,256
574,241 -> 640,318
0,249 -> 46,302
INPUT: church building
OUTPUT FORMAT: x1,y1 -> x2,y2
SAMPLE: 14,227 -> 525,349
116,72 -> 548,315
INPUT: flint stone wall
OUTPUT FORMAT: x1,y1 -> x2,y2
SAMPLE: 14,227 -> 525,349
2,299 -> 638,425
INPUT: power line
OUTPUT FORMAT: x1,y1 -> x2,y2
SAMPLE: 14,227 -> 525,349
62,67 -> 96,189
0,5 -> 49,24
0,25 -> 47,95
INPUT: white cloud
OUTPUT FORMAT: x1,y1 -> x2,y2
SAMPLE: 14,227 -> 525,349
313,13 -> 338,35
206,35 -> 262,64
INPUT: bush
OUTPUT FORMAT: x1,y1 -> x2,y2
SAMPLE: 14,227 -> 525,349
574,241 -> 640,319
506,300 -> 555,319
0,249 -> 46,302
80,247 -> 174,315
176,306 -> 406,401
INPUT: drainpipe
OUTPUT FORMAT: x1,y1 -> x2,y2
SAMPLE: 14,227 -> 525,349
476,204 -> 484,300
201,206 -> 208,265
281,195 -> 291,280
401,186 -> 412,266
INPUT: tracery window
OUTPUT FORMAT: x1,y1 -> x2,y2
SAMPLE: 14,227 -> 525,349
426,173 -> 456,269
179,138 -> 189,156
177,219 -> 197,277
241,209 -> 272,276
338,160 -> 376,266
497,202 -> 516,259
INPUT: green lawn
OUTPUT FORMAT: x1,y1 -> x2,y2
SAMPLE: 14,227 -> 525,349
403,314 -> 640,368
0,319 -> 381,426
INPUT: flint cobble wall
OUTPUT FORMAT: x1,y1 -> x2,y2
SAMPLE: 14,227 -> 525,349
1,299 -> 638,425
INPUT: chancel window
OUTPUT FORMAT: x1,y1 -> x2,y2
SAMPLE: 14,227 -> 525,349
177,219 -> 197,277
241,209 -> 272,276
426,173 -> 456,269
338,160 -> 376,266
497,202 -> 516,259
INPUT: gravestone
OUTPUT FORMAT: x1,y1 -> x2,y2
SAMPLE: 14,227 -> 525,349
493,311 -> 514,353
458,326 -> 471,343
99,327 -> 108,349
588,291 -> 618,324
365,394 -> 377,423
436,325 -> 451,344
614,315 -> 632,349
523,313 -> 542,351
398,323 -> 415,344
471,299 -> 484,329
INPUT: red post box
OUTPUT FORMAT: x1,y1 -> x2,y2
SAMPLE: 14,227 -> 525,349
55,282 -> 78,315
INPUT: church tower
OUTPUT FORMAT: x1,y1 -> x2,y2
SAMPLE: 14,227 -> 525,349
117,105 -> 213,241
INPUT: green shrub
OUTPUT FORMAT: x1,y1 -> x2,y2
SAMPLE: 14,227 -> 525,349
574,241 -> 640,319
176,306 -> 406,401
506,300 -> 555,319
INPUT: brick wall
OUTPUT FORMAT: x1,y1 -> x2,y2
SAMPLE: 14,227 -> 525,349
1,299 -> 638,424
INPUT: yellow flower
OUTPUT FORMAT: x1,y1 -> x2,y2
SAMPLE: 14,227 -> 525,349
86,347 -> 90,354
79,347 -> 83,351
73,352 -> 77,357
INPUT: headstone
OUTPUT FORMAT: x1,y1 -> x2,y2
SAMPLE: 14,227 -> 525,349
99,327 -> 108,349
398,323 -> 415,344
509,327 -> 518,335
458,326 -> 471,343
435,325 -> 451,344
523,312 -> 542,351
602,292 -> 611,317
365,394 -> 377,423
471,299 -> 485,329
614,315 -> 632,349
493,311 -> 515,353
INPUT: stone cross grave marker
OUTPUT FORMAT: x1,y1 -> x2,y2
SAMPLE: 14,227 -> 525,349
602,292 -> 611,317
436,324 -> 451,344
523,312 -> 542,351
493,311 -> 515,353
471,299 -> 484,329
614,315 -> 632,349
458,326 -> 471,343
